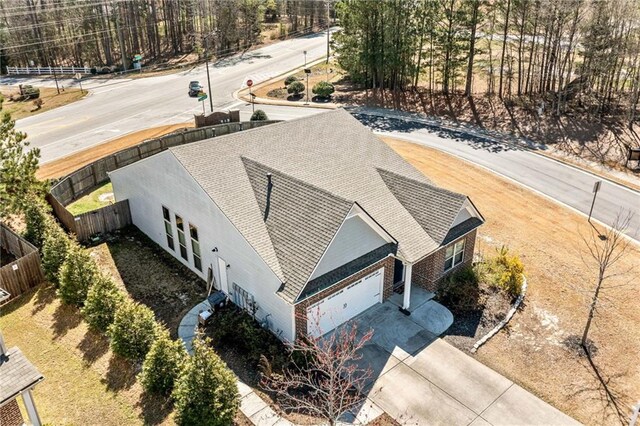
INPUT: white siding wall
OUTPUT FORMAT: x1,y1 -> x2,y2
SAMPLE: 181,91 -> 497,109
110,152 -> 294,341
309,215 -> 388,280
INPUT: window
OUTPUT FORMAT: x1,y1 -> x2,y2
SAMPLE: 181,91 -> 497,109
444,239 -> 465,271
190,223 -> 202,271
162,206 -> 174,250
175,215 -> 188,260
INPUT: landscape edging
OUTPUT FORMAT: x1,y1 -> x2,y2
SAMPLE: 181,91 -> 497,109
470,274 -> 527,353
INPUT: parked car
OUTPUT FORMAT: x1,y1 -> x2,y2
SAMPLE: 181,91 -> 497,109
188,81 -> 202,97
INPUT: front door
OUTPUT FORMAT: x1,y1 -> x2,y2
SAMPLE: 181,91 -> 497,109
217,257 -> 229,294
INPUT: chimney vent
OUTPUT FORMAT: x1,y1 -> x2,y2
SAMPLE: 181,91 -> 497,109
264,173 -> 273,221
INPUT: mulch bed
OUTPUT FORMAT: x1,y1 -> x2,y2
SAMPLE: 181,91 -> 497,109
89,226 -> 207,337
439,282 -> 513,353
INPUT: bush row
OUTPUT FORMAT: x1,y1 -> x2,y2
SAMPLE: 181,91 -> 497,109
282,75 -> 335,99
24,200 -> 238,424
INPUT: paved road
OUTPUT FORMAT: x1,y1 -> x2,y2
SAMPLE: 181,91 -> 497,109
350,109 -> 640,242
4,32 -> 329,162
3,33 -> 637,240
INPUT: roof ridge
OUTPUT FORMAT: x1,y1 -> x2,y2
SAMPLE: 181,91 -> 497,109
241,155 -> 355,206
376,167 -> 467,201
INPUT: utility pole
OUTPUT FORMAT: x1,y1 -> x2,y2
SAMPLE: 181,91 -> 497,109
51,57 -> 60,94
326,0 -> 330,63
205,35 -> 214,113
116,5 -> 127,72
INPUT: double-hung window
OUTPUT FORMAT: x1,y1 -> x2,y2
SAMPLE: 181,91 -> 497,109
189,224 -> 202,271
162,206 -> 175,250
175,215 -> 188,260
444,239 -> 465,271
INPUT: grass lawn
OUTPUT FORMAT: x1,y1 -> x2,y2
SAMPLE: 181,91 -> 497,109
0,86 -> 85,120
66,182 -> 114,215
0,285 -> 170,425
384,137 -> 640,426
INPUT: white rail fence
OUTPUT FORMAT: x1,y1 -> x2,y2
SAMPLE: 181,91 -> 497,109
5,65 -> 93,75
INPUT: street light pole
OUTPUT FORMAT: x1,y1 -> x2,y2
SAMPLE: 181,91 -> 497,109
326,0 -> 330,63
304,50 -> 307,67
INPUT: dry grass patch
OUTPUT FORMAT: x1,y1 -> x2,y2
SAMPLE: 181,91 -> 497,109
37,122 -> 192,180
383,137 -> 640,426
0,285 -> 172,425
0,86 -> 85,120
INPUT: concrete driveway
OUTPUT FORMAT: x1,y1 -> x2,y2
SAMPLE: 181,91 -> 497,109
350,297 -> 581,426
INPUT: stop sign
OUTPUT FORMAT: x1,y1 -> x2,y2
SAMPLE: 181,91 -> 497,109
247,79 -> 253,87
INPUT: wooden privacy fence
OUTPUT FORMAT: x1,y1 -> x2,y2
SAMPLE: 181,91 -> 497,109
48,120 -> 279,242
0,224 -> 45,305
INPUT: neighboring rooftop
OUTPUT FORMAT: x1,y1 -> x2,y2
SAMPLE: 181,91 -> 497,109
0,347 -> 44,404
167,109 -> 482,302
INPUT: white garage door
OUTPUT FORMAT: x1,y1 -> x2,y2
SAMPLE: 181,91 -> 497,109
307,267 -> 384,337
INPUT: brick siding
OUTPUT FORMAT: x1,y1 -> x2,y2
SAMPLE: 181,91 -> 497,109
294,256 -> 395,336
0,399 -> 24,426
412,230 -> 477,292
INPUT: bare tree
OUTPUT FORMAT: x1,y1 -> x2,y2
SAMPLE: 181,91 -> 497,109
580,211 -> 634,351
262,317 -> 373,426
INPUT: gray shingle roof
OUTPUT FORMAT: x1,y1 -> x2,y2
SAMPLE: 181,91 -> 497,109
377,169 -> 467,245
168,109 -> 481,302
242,157 -> 353,302
0,347 -> 44,404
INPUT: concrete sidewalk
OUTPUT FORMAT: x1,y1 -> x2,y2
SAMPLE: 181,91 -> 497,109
352,301 -> 581,426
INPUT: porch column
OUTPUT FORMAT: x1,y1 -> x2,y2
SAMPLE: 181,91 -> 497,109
402,263 -> 412,314
23,389 -> 42,426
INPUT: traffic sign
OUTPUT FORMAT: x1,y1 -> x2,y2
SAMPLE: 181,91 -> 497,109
198,94 -> 208,101
247,79 -> 253,87
134,54 -> 143,61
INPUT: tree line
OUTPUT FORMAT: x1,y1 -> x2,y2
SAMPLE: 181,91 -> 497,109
0,0 -> 330,72
334,0 -> 640,121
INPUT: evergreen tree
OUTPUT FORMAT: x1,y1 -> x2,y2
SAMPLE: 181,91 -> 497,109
140,328 -> 187,396
173,337 -> 239,426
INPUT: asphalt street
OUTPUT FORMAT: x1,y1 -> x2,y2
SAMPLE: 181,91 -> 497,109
2,33 -> 638,241
5,32 -> 329,162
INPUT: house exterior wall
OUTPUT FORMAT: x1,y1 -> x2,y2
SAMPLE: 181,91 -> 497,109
294,255 -> 395,336
309,215 -> 389,280
412,230 -> 477,292
0,399 -> 23,426
109,151 -> 295,341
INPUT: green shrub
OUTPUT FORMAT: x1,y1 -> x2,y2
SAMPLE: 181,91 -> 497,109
23,197 -> 53,249
436,266 -> 481,312
58,243 -> 99,306
250,109 -> 268,121
312,81 -> 335,98
140,328 -> 187,396
41,222 -> 72,284
487,246 -> 525,298
284,75 -> 298,86
173,337 -> 239,426
211,308 -> 286,370
109,300 -> 159,361
81,274 -> 124,332
287,80 -> 305,95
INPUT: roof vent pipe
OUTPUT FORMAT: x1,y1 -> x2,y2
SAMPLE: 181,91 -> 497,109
264,173 -> 273,221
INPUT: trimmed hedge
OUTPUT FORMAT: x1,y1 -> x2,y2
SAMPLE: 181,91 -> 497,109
312,81 -> 335,98
287,80 -> 305,95
250,109 -> 268,121
284,75 -> 298,86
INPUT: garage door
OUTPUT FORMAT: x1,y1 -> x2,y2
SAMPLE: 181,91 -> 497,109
307,267 -> 384,337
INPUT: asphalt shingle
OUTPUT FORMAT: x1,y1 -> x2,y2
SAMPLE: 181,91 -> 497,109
0,347 -> 44,404
168,110 -> 481,302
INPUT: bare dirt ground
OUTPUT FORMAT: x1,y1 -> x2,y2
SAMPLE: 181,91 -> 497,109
383,136 -> 640,425
89,227 -> 207,337
37,122 -> 192,180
